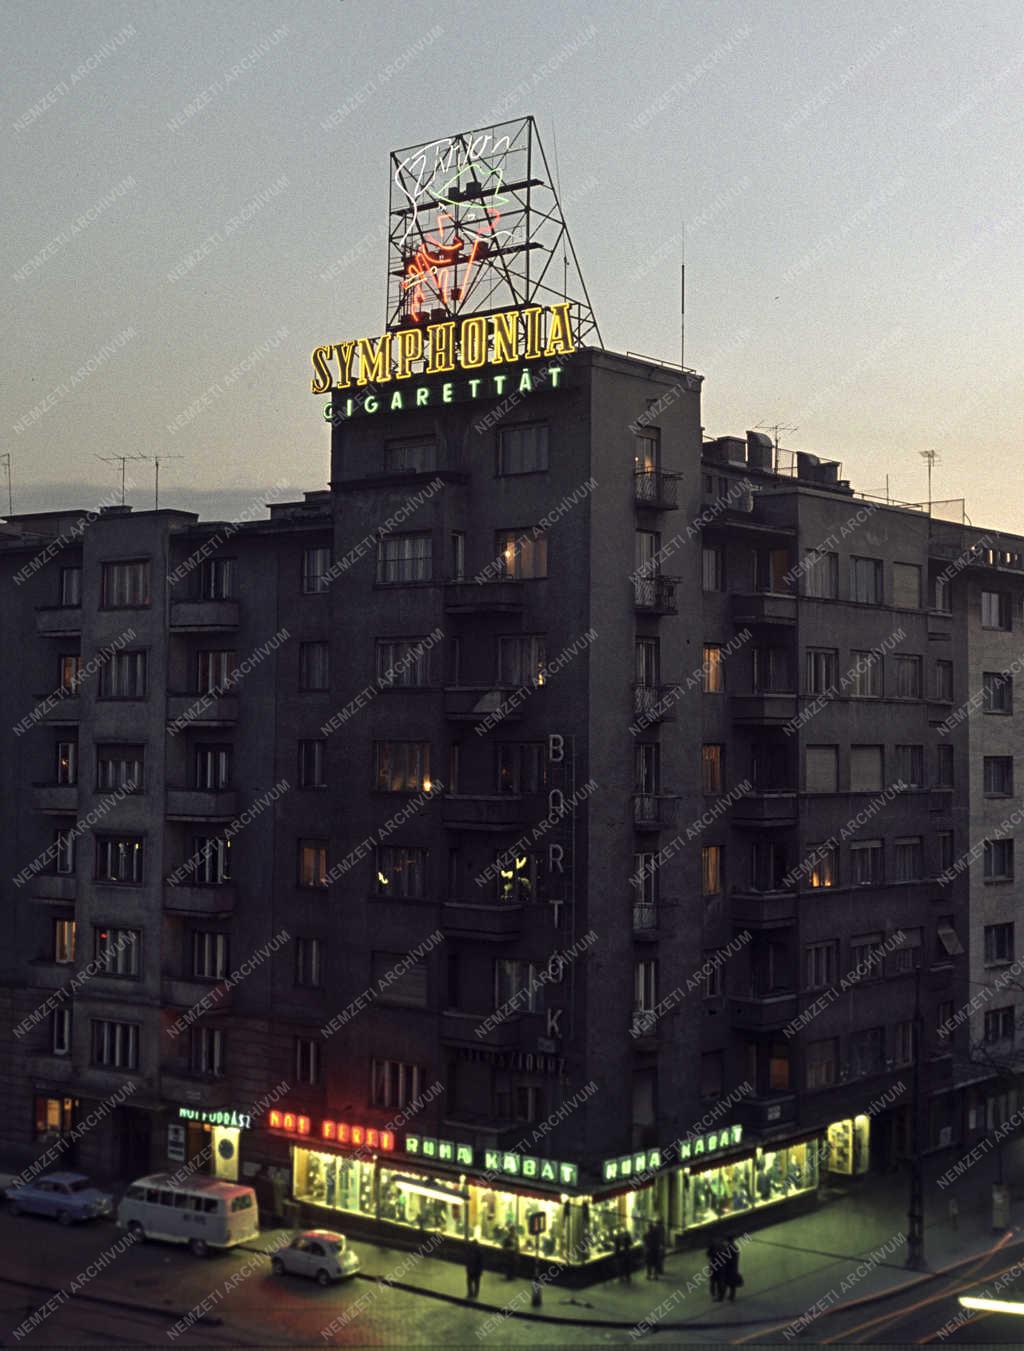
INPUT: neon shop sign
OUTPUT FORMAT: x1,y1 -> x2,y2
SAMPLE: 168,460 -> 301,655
678,1123 -> 743,1162
602,1147 -> 663,1183
177,1106 -> 252,1130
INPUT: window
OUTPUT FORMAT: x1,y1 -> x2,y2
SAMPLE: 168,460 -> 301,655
634,742 -> 659,795
805,1039 -> 837,1090
295,937 -> 323,987
96,745 -> 143,793
984,757 -> 1013,796
984,839 -> 1014,881
496,850 -> 543,904
752,741 -> 788,791
753,646 -> 790,692
892,563 -> 922,609
386,437 -> 438,473
984,1007 -> 1015,1044
59,653 -> 82,693
754,548 -> 790,593
701,845 -> 722,896
849,650 -> 882,698
193,931 -> 228,980
191,836 -> 230,885
702,952 -> 724,998
894,744 -> 924,788
52,1008 -> 71,1056
298,840 -> 328,889
371,1059 -> 424,1110
497,743 -> 547,794
809,843 -> 837,889
194,745 -> 231,790
933,573 -> 952,611
893,837 -> 924,882
450,532 -> 465,581
496,530 -> 547,580
299,641 -> 329,691
95,836 -> 143,884
56,740 -> 77,786
60,566 -> 82,607
850,557 -> 882,604
702,745 -> 723,795
851,1027 -> 885,1077
805,648 -> 838,694
376,637 -> 432,687
893,1021 -> 916,1064
99,650 -> 147,699
937,1001 -> 954,1040
54,828 -> 75,876
633,959 -> 656,1012
632,854 -> 658,925
850,840 -> 884,885
935,660 -> 953,701
498,635 -> 546,687
938,831 -> 955,874
891,928 -> 923,973
635,637 -> 660,688
985,923 -> 1014,966
851,745 -> 884,792
200,557 -> 235,600
703,644 -> 724,693
53,919 -> 76,964
191,1027 -> 225,1077
935,743 -> 954,788
498,423 -> 548,475
983,671 -> 1013,714
850,933 -> 883,980
496,960 -> 544,1013
374,741 -> 430,792
751,839 -> 788,892
295,1038 -> 320,1085
634,430 -> 659,475
894,656 -> 922,699
805,941 -> 837,990
91,1020 -> 139,1070
94,927 -> 139,977
805,745 -> 838,794
101,560 -> 149,608
803,550 -> 838,598
376,533 -> 432,584
981,591 -> 1010,630
372,951 -> 428,1007
701,546 -> 724,591
302,547 -> 332,594
298,739 -> 327,789
375,846 -> 427,899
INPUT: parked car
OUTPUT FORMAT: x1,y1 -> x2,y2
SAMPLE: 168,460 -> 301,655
271,1230 -> 360,1286
6,1172 -> 114,1224
116,1174 -> 259,1256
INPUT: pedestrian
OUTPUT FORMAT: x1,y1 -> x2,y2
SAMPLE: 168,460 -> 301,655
653,1215 -> 666,1276
465,1239 -> 483,1299
722,1234 -> 741,1302
706,1237 -> 724,1301
949,1196 -> 959,1231
615,1229 -> 632,1283
644,1221 -> 657,1279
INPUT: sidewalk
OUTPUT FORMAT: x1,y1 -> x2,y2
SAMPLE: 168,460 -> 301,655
242,1150 -> 1022,1331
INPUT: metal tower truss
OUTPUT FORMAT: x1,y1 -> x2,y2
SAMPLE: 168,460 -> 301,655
387,116 -> 601,347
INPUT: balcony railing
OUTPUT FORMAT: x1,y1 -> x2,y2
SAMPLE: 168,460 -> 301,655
441,795 -> 538,830
632,575 -> 679,614
731,592 -> 797,627
169,600 -> 239,631
444,686 -> 526,723
731,888 -> 797,927
32,783 -> 79,813
633,794 -> 677,831
730,993 -> 799,1031
441,901 -> 523,940
164,883 -> 236,916
634,470 -> 680,510
166,789 -> 239,821
632,683 -> 682,724
167,694 -> 239,727
35,606 -> 82,636
632,902 -> 658,933
731,792 -> 798,828
443,580 -> 525,613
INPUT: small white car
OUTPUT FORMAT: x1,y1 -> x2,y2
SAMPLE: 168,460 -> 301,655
271,1230 -> 360,1286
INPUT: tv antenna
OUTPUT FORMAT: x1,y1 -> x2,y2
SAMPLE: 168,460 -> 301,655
756,423 -> 799,472
145,454 -> 185,510
96,454 -> 147,505
0,454 -> 12,515
919,449 -> 940,515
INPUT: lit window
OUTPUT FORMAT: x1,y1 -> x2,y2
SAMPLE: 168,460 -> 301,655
496,530 -> 547,580
374,741 -> 431,793
299,841 -> 329,889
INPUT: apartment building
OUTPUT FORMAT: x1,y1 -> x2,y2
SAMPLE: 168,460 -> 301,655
0,340 -> 1014,1274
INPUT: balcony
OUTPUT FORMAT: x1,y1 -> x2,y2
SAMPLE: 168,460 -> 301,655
30,875 -> 77,904
731,792 -> 797,828
730,994 -> 799,1032
444,686 -> 525,724
169,600 -> 240,631
166,789 -> 239,821
730,693 -> 798,725
633,575 -> 679,614
167,694 -> 239,728
632,683 -> 681,724
927,610 -> 953,642
32,784 -> 79,813
27,961 -> 74,992
634,470 -> 680,510
162,977 -> 233,1011
442,794 -> 537,831
633,794 -> 678,832
441,1009 -> 524,1049
164,883 -> 236,916
35,607 -> 82,636
441,902 -> 523,940
631,902 -> 661,939
160,1070 -> 233,1110
731,889 -> 797,928
26,1054 -> 76,1085
731,592 -> 797,627
32,693 -> 80,723
630,1009 -> 658,1051
443,580 -> 524,613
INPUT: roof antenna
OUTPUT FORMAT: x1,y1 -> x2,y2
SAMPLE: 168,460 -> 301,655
919,448 -> 939,515
0,454 -> 12,515
755,423 -> 799,472
96,454 -> 147,505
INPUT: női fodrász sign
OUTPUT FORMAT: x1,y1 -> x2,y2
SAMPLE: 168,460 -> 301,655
311,302 -> 575,420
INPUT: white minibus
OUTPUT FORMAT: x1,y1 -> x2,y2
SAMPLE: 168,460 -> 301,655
117,1172 -> 259,1256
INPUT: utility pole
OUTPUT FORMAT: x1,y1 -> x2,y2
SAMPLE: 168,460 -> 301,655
906,962 -> 926,1268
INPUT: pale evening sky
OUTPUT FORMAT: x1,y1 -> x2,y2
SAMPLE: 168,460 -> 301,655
2,0 -> 1021,528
